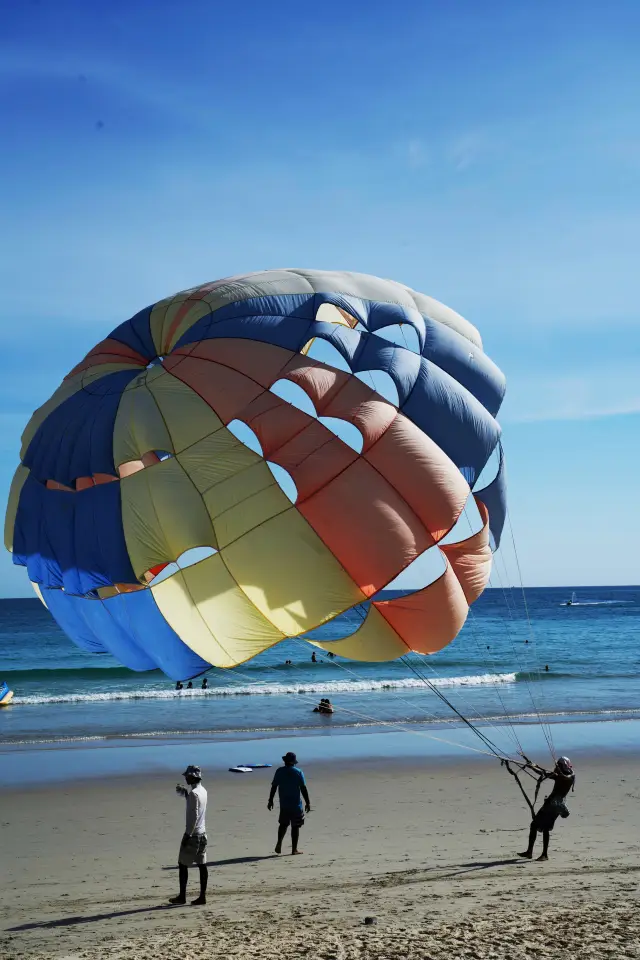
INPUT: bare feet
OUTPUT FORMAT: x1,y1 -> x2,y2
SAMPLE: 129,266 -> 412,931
169,895 -> 186,904
191,896 -> 206,905
292,850 -> 303,855
536,854 -> 548,861
518,851 -> 533,859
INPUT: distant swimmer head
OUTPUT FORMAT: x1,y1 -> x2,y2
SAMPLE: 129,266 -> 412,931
556,756 -> 573,776
282,752 -> 297,766
182,764 -> 202,782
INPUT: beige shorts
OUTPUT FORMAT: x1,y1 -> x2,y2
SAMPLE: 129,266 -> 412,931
178,833 -> 208,866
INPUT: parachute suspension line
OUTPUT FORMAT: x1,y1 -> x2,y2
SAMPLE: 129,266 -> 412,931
454,503 -> 526,756
492,555 -> 519,620
222,653 -> 501,761
464,605 -> 525,756
490,527 -> 556,763
487,557 -> 556,761
505,511 -> 556,761
290,611 -> 498,739
399,646 -> 542,813
399,655 -> 512,762
345,563 -> 522,759
326,602 -> 516,754
295,638 -> 449,729
402,648 -> 522,759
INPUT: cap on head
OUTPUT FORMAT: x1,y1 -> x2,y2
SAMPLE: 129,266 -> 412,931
182,764 -> 202,780
556,756 -> 573,775
282,752 -> 297,765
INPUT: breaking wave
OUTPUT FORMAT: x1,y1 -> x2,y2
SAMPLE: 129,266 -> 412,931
13,672 -> 517,706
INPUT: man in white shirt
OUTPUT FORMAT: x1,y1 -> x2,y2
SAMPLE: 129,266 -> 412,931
170,764 -> 208,905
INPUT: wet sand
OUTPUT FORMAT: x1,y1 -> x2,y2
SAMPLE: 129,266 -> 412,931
1,750 -> 639,958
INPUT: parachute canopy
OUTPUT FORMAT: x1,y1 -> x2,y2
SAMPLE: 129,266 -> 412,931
4,270 -> 507,679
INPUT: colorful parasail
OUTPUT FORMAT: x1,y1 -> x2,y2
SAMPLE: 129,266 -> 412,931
4,270 -> 507,680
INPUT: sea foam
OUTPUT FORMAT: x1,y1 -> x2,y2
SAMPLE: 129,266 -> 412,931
14,672 -> 517,706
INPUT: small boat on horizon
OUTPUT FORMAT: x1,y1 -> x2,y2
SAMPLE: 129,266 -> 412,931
561,591 -> 631,607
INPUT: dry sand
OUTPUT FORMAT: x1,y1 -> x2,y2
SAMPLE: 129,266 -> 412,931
1,751 -> 639,958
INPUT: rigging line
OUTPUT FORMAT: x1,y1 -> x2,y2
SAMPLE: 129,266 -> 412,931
325,597 -> 519,752
346,565 -> 522,754
454,502 -> 526,754
464,605 -> 524,755
487,558 -> 556,760
280,579 -> 521,768
399,655 -> 511,761
295,629 -> 517,745
505,512 -> 556,757
220,659 -> 503,760
213,628 -> 524,766
295,640 -> 450,729
480,530 -> 555,753
491,547 -> 520,622
290,618 -> 470,734
489,542 -> 556,759
405,646 -> 522,757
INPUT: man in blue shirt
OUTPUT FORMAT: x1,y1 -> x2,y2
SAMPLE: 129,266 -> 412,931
268,751 -> 311,855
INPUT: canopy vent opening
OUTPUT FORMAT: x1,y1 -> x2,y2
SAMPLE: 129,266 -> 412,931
300,338 -> 351,372
270,379 -> 317,418
355,370 -> 399,406
226,419 -> 264,457
372,324 -> 421,354
374,545 -> 447,600
267,462 -> 298,503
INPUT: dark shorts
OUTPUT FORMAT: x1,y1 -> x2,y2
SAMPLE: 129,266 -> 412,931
279,807 -> 305,828
533,798 -> 569,832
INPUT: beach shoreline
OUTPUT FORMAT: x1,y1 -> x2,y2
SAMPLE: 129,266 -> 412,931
3,715 -> 640,790
1,740 -> 639,958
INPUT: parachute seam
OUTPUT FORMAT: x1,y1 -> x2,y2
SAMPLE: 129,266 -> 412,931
161,351 -> 460,583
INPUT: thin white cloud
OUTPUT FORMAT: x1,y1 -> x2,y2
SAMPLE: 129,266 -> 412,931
0,46 -> 216,130
447,129 -> 495,171
406,139 -> 429,169
501,368 -> 640,424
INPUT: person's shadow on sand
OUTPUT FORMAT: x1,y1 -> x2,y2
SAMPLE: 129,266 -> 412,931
8,856 -> 280,931
162,854 -> 277,869
8,905 -> 175,931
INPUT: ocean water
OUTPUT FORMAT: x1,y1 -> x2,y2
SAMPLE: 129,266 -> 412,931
0,586 -> 638,753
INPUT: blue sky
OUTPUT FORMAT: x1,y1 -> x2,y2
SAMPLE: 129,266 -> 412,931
1,0 -> 638,595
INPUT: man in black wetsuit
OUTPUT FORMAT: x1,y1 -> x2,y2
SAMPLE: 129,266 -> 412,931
519,756 -> 575,861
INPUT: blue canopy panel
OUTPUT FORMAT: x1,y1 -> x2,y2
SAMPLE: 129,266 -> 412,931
103,589 -> 210,680
172,292 -> 503,420
12,474 -> 136,594
421,318 -> 506,418
400,359 -> 501,487
347,333 -> 422,405
107,305 -> 156,360
22,369 -> 139,488
173,293 -> 319,352
362,300 -> 427,351
41,586 -> 108,654
41,587 -> 210,679
474,444 -> 507,550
